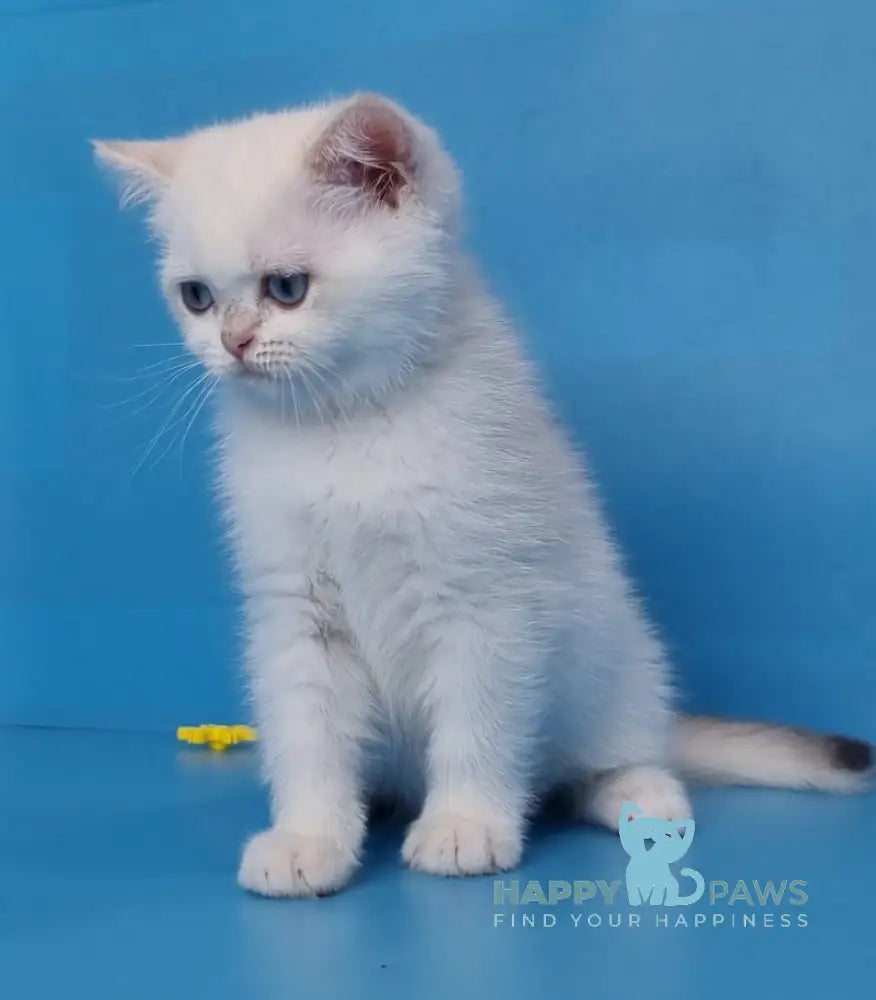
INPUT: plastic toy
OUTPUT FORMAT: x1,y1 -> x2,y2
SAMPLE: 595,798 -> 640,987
176,724 -> 258,751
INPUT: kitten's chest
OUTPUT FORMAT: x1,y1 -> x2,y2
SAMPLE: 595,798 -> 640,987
302,409 -> 461,518
228,412 -> 458,559
231,419 -> 455,665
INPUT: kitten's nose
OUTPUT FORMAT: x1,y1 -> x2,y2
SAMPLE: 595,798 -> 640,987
221,321 -> 257,360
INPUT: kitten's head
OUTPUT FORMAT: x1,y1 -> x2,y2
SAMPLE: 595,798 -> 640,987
94,94 -> 462,413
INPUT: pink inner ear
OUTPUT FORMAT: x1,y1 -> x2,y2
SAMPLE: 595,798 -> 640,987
312,98 -> 414,209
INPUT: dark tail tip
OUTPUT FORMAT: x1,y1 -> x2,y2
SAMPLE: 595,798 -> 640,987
829,736 -> 873,773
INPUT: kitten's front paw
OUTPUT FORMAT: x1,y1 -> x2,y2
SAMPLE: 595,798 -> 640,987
402,810 -> 522,876
238,828 -> 358,897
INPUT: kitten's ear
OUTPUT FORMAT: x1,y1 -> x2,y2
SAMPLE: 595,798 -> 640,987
310,95 -> 415,210
92,138 -> 184,207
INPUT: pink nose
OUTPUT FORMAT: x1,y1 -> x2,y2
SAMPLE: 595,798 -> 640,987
221,324 -> 257,360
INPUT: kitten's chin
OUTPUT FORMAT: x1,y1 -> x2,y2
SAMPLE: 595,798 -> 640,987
207,359 -> 276,383
223,367 -> 285,408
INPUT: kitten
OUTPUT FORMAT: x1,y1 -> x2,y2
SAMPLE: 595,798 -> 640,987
95,94 -> 872,897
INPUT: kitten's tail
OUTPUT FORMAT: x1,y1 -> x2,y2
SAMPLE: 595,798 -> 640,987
674,715 -> 873,792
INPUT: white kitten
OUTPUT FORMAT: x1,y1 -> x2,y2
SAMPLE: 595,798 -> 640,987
95,94 -> 872,897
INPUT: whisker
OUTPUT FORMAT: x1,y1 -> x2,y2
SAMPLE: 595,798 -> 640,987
137,353 -> 193,371
297,365 -> 326,424
307,355 -> 356,396
176,377 -> 218,469
127,372 -> 205,421
287,370 -> 301,429
130,372 -> 210,479
113,358 -> 199,383
130,343 -> 187,349
305,356 -> 358,424
103,362 -> 201,410
102,382 -> 167,411
303,359 -> 349,425
146,376 -> 214,473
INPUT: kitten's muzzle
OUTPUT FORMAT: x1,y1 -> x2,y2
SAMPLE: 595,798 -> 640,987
221,321 -> 258,360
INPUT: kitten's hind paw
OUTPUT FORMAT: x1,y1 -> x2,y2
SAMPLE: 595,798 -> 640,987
402,810 -> 522,876
578,765 -> 691,831
238,828 -> 358,897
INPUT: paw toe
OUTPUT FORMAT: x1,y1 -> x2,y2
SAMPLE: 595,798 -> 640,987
238,828 -> 357,898
402,811 -> 522,876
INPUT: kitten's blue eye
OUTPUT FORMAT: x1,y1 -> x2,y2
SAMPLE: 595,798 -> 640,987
264,272 -> 309,308
180,280 -> 214,314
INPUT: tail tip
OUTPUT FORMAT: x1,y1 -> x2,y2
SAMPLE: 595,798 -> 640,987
829,736 -> 873,774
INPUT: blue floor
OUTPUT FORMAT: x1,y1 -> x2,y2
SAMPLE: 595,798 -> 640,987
2,726 -> 873,999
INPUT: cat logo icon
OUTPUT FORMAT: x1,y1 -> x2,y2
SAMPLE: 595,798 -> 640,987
619,802 -> 705,906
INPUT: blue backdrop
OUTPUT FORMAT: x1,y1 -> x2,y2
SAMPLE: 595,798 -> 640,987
1,0 -> 874,737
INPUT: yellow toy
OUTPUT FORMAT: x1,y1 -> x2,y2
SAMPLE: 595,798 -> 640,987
176,724 -> 258,751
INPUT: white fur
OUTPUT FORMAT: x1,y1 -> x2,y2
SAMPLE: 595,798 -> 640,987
94,94 -> 868,897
